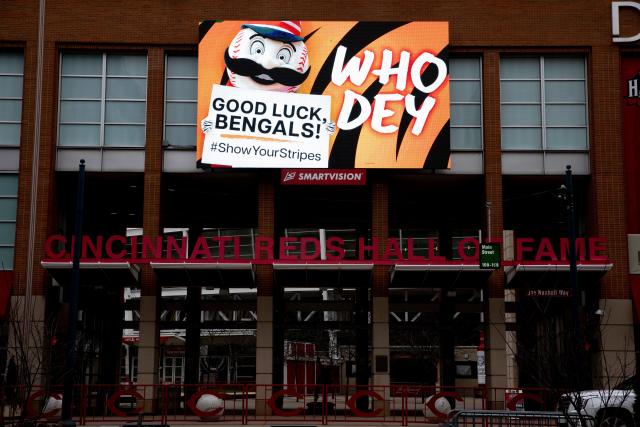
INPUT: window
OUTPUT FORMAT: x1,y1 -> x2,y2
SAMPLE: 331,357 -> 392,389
162,356 -> 184,384
164,55 -> 197,148
392,229 -> 440,257
120,348 -> 138,384
201,228 -> 255,259
451,230 -> 479,260
283,228 -> 360,259
455,362 -> 477,378
450,57 -> 482,150
58,53 -> 147,147
501,57 -> 587,151
0,51 -> 23,146
0,174 -> 18,270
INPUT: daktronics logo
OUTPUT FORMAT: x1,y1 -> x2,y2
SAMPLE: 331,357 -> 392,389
281,169 -> 366,185
283,171 -> 297,182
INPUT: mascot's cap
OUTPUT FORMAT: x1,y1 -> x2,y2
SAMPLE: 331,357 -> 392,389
242,21 -> 303,42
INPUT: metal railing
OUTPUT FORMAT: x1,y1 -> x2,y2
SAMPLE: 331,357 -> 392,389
0,384 -> 585,426
442,409 -> 595,426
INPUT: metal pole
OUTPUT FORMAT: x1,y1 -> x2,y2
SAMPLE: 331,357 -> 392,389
60,159 -> 86,427
565,165 -> 583,377
485,201 -> 492,243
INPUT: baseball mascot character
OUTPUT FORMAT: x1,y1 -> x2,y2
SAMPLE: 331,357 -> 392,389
201,20 -> 313,135
225,20 -> 310,92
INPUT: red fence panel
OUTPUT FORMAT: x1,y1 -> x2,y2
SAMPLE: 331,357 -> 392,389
248,384 -> 326,424
0,383 -> 566,425
325,384 -> 404,424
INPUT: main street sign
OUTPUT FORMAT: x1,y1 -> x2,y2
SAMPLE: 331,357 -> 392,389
480,243 -> 501,269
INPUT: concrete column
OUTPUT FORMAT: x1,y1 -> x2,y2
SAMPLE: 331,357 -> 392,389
372,297 -> 389,386
7,295 -> 46,388
137,295 -> 159,386
487,298 -> 507,405
596,299 -> 635,388
372,297 -> 390,415
503,231 -> 518,388
504,289 -> 518,388
256,295 -> 273,416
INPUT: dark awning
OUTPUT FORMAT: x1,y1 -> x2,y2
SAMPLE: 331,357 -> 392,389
390,263 -> 493,287
150,261 -> 255,287
505,263 -> 613,288
273,261 -> 373,287
41,261 -> 140,287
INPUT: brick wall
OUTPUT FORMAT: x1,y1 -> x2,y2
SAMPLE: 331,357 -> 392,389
372,181 -> 389,298
0,0 -> 637,303
257,179 -> 274,297
482,51 -> 505,298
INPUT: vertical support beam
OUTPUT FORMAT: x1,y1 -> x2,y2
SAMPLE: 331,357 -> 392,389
7,295 -> 46,388
503,231 -> 518,388
590,46 -> 635,386
11,0 -> 52,391
184,228 -> 202,387
184,285 -> 202,385
60,160 -> 85,427
439,290 -> 455,386
20,0 -> 49,300
371,299 -> 389,386
137,295 -> 159,388
565,166 -> 589,389
256,177 -> 274,415
483,51 -> 507,398
371,181 -> 389,395
437,226 -> 455,387
355,285 -> 369,411
256,295 -> 274,415
137,47 -> 164,395
98,290 -> 124,385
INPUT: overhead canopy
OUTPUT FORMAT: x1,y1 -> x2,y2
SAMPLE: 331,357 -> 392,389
150,261 -> 255,287
41,261 -> 140,287
273,261 -> 373,287
506,263 -> 613,288
391,263 -> 493,287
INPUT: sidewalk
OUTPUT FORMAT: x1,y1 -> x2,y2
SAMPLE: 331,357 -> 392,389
79,423 -> 440,427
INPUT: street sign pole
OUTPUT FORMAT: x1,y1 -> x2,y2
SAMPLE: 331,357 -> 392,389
60,159 -> 85,427
565,165 -> 583,385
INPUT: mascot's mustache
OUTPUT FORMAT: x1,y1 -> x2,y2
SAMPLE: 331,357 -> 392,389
225,50 -> 310,87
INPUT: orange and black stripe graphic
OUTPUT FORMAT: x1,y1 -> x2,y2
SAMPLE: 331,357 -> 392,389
198,21 -> 450,169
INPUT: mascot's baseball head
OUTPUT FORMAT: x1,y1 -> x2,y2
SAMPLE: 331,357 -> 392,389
225,20 -> 310,92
